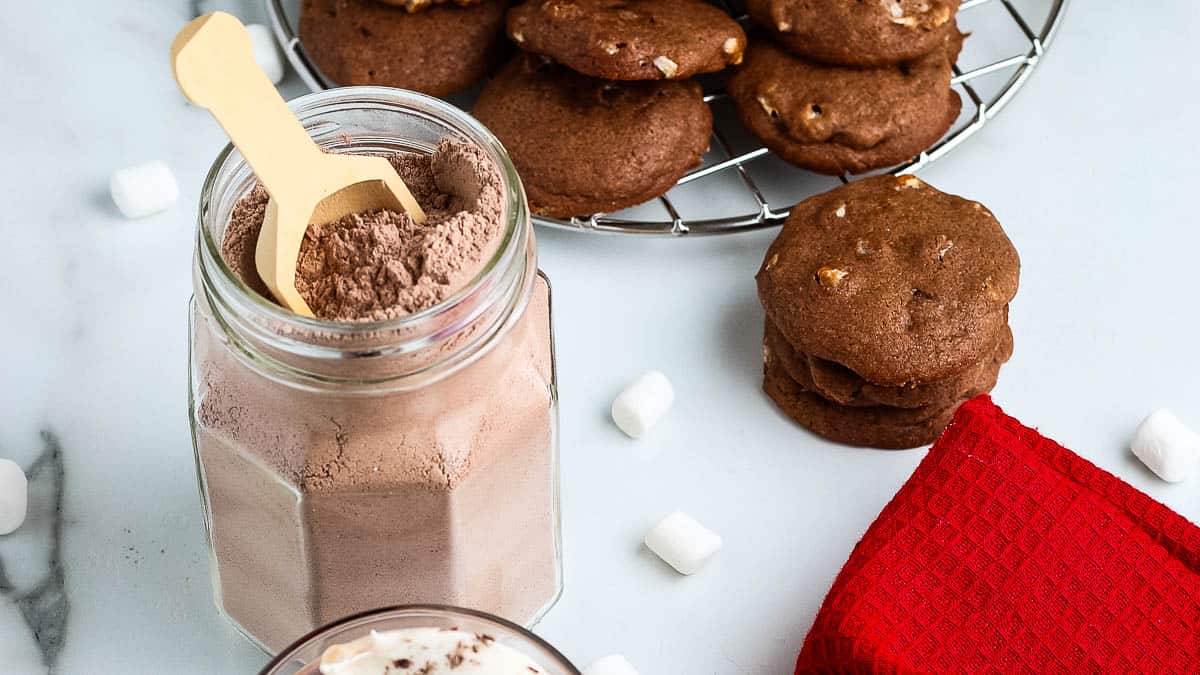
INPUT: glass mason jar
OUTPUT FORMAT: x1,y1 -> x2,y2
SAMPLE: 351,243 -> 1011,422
188,88 -> 561,653
260,605 -> 580,675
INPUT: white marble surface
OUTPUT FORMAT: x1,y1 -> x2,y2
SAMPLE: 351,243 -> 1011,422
2,1 -> 1199,673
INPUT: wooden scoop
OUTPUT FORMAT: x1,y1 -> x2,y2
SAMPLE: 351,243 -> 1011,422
171,12 -> 425,317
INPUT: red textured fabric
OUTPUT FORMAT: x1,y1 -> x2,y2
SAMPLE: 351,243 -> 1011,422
795,396 -> 1200,674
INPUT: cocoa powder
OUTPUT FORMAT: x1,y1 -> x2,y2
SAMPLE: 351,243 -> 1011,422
221,138 -> 505,321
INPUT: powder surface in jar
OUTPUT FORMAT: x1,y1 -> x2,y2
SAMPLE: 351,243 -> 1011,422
220,138 -> 505,322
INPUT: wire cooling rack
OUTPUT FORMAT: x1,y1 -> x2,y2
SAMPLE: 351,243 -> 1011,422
267,0 -> 1069,236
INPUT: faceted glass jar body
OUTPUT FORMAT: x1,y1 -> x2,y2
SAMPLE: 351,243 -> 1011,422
260,605 -> 580,675
187,89 -> 561,653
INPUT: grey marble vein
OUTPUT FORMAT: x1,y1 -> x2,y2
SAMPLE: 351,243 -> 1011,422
0,431 -> 68,672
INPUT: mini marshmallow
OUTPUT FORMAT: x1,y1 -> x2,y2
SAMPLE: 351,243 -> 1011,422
0,459 -> 28,535
246,23 -> 287,84
644,511 -> 722,575
1131,409 -> 1200,483
611,370 -> 674,439
110,161 -> 179,219
583,655 -> 640,675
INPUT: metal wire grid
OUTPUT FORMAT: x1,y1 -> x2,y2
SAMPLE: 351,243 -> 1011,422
266,0 -> 1069,236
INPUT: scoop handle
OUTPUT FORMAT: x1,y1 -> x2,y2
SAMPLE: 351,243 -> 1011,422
171,12 -> 322,198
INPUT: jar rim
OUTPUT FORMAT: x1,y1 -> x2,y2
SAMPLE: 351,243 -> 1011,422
259,604 -> 581,675
196,86 -> 528,337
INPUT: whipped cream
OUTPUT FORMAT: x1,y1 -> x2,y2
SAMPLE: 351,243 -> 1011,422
319,628 -> 547,674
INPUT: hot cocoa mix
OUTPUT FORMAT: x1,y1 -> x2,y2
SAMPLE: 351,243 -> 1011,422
192,139 -> 558,651
221,139 -> 505,321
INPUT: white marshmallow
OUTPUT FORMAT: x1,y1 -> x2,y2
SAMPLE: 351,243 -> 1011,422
644,511 -> 722,575
583,655 -> 640,675
247,23 -> 287,85
0,459 -> 28,535
611,370 -> 674,438
109,161 -> 179,219
1131,409 -> 1200,483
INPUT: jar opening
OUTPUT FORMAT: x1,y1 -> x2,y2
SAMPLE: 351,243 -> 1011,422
194,88 -> 534,389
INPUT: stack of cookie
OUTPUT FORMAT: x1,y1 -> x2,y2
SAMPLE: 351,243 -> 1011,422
728,0 -> 964,175
757,175 -> 1020,449
473,0 -> 746,218
300,0 -> 511,97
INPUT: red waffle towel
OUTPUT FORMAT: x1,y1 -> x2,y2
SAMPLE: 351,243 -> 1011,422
795,396 -> 1200,673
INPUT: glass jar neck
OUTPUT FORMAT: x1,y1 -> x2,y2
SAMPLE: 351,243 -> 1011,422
195,88 -> 535,393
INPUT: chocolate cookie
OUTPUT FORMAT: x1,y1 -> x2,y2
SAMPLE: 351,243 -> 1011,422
757,175 -> 1019,386
506,0 -> 746,81
473,55 -> 712,217
765,318 -> 1013,409
763,356 -> 961,449
745,0 -> 961,67
808,321 -> 1011,409
728,36 -> 960,175
299,0 -> 508,96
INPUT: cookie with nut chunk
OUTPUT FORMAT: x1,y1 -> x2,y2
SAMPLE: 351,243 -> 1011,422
728,35 -> 961,175
506,0 -> 747,80
299,0 -> 507,96
473,55 -> 712,217
372,0 -> 482,11
757,175 -> 1019,387
745,0 -> 960,66
765,316 -> 1013,410
762,354 -> 964,449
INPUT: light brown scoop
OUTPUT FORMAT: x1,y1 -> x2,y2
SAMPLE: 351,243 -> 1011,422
171,12 -> 426,316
